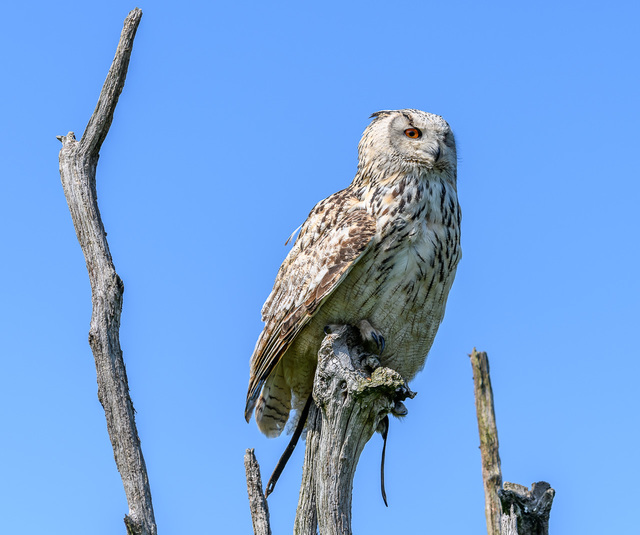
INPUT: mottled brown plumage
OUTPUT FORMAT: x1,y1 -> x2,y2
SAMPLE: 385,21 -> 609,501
246,109 -> 461,437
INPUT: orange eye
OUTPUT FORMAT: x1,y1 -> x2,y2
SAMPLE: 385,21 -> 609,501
404,127 -> 422,139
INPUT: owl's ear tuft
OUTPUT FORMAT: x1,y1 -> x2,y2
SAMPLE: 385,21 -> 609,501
370,110 -> 393,119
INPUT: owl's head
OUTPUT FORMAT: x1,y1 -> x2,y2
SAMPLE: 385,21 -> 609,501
357,109 -> 456,178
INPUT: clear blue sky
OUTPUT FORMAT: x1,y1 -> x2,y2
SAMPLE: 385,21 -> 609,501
1,1 -> 638,533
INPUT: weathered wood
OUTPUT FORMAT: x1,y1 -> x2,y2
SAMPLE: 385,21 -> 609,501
294,325 -> 413,535
244,449 -> 273,535
498,482 -> 555,535
57,9 -> 156,535
470,348 -> 503,535
501,504 -> 519,535
293,402 -> 321,535
470,349 -> 555,534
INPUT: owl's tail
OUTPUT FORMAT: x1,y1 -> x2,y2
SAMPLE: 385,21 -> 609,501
254,362 -> 291,438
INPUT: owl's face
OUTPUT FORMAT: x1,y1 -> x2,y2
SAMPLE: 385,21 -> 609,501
360,109 -> 456,174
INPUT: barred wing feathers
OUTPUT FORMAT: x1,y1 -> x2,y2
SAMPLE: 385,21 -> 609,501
244,190 -> 376,421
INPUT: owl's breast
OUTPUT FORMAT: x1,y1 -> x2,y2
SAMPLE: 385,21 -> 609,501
303,216 -> 458,379
284,174 -> 461,398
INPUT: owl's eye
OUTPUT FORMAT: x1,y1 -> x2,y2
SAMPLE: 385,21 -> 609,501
404,128 -> 422,139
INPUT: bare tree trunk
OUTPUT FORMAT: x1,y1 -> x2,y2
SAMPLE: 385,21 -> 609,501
57,9 -> 156,535
294,325 -> 413,535
470,349 -> 555,535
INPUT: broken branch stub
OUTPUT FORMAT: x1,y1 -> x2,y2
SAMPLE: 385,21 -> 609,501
499,481 -> 555,535
244,449 -> 273,535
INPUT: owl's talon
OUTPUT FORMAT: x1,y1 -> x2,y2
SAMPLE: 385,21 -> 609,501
371,332 -> 380,347
357,320 -> 386,354
392,400 -> 408,417
371,331 -> 385,352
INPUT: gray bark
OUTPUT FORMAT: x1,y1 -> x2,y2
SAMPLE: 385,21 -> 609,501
470,349 -> 555,535
470,348 -> 503,535
245,449 -> 273,535
498,482 -> 555,535
294,325 -> 413,535
57,9 -> 156,535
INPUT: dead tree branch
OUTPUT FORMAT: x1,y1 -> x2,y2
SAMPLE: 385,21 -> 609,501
245,449 -> 273,535
470,349 -> 555,535
57,8 -> 156,535
470,348 -> 503,535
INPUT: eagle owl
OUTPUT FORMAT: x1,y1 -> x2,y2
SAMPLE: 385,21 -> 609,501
245,109 -> 461,437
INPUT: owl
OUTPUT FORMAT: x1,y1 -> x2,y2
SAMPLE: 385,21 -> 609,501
245,109 -> 461,437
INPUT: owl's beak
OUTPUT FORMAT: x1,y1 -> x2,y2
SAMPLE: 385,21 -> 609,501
422,142 -> 441,165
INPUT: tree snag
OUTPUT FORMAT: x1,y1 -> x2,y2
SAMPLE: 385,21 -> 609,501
470,349 -> 555,534
57,8 -> 156,535
293,324 -> 413,535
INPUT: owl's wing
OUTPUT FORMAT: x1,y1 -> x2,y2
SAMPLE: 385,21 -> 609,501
245,189 -> 377,421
